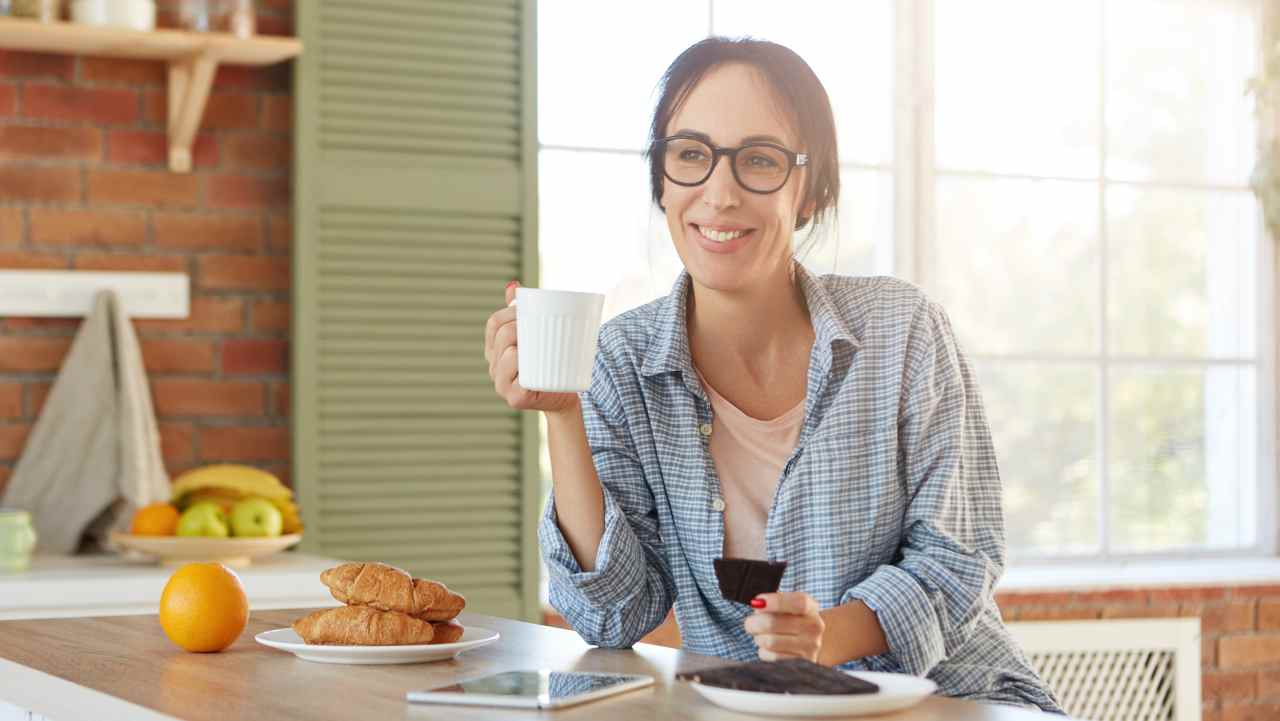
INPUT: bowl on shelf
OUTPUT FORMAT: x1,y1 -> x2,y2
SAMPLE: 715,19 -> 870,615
109,531 -> 302,567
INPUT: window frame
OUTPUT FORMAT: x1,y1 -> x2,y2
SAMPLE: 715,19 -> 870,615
900,0 -> 1279,560
536,0 -> 1279,561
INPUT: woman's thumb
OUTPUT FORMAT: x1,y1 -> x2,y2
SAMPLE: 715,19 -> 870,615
505,279 -> 520,306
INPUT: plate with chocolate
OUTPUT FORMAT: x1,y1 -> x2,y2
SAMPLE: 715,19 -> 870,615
677,659 -> 937,716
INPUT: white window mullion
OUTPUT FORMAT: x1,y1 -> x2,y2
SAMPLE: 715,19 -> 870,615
969,354 -> 1259,367
1096,0 -> 1111,559
894,0 -> 931,285
1258,2 -> 1280,556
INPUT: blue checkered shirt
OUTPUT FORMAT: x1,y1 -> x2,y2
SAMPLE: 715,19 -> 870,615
539,265 -> 1063,713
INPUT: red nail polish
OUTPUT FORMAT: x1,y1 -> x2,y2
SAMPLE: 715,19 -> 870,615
506,280 -> 518,289
750,598 -> 766,609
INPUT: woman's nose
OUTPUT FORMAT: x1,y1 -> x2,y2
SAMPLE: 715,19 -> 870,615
700,156 -> 740,210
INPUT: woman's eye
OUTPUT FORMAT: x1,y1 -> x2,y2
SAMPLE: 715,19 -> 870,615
746,154 -> 780,168
679,150 -> 707,161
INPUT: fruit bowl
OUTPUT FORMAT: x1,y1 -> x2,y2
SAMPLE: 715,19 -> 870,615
109,532 -> 302,567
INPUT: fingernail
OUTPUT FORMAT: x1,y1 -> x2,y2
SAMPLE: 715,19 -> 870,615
750,597 -> 766,609
506,280 -> 518,289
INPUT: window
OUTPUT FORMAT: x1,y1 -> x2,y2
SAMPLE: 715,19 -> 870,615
536,0 -> 1276,561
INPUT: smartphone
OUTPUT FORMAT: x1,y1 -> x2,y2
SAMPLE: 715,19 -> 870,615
406,670 -> 655,710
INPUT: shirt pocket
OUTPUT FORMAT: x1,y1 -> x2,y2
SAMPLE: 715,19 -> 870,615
787,420 -> 904,562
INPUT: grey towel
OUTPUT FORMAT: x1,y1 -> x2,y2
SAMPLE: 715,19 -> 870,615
1,290 -> 170,553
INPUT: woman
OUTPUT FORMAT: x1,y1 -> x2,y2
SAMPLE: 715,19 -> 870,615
484,37 -> 1061,713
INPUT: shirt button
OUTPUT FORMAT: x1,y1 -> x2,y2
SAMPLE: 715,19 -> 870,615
698,423 -> 713,437
711,497 -> 726,512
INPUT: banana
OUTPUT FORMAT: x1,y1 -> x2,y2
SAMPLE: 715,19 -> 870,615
171,464 -> 292,505
272,498 -> 304,534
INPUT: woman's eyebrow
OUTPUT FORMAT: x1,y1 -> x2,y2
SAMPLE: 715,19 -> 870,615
673,129 -> 787,146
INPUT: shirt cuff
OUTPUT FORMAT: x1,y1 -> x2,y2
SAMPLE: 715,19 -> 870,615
537,483 -> 645,609
842,564 -> 946,676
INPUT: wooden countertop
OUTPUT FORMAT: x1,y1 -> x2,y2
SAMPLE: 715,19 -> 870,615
0,608 -> 1063,720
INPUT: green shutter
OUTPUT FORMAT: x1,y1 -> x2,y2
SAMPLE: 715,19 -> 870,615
293,0 -> 541,621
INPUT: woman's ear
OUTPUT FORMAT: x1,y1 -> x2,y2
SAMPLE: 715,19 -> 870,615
795,197 -> 817,226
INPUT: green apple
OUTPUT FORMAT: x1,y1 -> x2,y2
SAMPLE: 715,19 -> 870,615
229,496 -> 283,538
176,501 -> 229,538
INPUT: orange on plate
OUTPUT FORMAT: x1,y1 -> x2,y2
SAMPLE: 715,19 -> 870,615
131,502 -> 180,536
159,562 -> 249,653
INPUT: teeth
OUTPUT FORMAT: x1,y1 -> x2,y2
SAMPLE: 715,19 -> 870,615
697,225 -> 747,243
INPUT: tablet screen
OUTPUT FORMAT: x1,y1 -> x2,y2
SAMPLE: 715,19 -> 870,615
425,670 -> 645,701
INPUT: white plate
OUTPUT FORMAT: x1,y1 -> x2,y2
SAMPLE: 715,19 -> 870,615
255,625 -> 500,665
109,531 -> 302,567
688,670 -> 937,717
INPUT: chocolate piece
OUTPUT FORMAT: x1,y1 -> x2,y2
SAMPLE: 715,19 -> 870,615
713,557 -> 787,604
677,658 -> 879,695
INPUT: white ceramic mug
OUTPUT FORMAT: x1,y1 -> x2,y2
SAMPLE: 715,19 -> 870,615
514,288 -> 605,392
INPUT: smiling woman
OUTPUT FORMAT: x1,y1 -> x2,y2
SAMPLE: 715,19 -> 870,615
485,37 -> 1062,714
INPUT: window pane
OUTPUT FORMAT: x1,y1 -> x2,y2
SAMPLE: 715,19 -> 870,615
978,362 -> 1099,557
1108,365 -> 1256,552
1107,187 -> 1259,358
799,169 -> 892,277
933,176 -> 1099,354
1106,0 -> 1259,185
711,0 -> 893,166
538,150 -> 681,320
538,1 -> 708,150
935,0 -> 1099,177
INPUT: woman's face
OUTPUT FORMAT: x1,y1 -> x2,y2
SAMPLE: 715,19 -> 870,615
660,63 -> 810,294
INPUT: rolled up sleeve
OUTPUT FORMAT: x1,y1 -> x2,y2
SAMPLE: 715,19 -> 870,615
843,299 -> 1005,676
538,338 -> 676,649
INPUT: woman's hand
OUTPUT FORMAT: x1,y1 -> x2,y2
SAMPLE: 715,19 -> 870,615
484,281 -> 581,415
743,592 -> 825,663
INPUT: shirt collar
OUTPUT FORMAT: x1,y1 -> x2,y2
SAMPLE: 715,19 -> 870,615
640,263 -> 861,380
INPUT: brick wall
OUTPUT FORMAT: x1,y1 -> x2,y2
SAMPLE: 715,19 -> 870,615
548,585 -> 1280,719
0,1 -> 295,498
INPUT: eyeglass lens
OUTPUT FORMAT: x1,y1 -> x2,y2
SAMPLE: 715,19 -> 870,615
663,138 -> 790,193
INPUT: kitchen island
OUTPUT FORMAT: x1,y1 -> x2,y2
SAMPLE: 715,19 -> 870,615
0,608 -> 1065,720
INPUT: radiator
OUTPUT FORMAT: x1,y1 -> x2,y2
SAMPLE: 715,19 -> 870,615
1006,618 -> 1202,721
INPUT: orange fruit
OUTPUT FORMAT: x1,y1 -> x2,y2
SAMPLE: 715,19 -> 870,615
130,502 -> 180,536
159,563 -> 249,653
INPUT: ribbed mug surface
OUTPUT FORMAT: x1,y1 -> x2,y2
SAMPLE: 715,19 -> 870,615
515,289 -> 605,392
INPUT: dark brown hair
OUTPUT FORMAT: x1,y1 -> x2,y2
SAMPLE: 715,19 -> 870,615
646,37 -> 840,233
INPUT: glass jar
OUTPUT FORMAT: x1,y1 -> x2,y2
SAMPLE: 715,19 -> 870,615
11,0 -> 59,22
178,0 -> 254,36
177,0 -> 212,31
226,0 -> 253,37
0,509 -> 37,573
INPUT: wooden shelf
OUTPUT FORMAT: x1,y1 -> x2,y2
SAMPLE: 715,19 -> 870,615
0,18 -> 302,172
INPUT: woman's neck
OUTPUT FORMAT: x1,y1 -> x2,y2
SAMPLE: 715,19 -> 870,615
686,262 -> 815,386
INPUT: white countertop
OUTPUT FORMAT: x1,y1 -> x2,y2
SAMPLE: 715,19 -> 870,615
0,551 -> 344,621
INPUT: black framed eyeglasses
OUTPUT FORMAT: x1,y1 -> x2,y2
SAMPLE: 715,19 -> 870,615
653,134 -> 808,194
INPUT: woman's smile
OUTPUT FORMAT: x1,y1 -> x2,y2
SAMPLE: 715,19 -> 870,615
689,223 -> 757,254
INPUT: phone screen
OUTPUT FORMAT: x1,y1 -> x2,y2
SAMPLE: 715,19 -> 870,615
425,670 -> 644,701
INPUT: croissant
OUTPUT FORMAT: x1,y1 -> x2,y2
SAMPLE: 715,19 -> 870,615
292,605 -> 435,645
431,620 -> 465,644
320,562 -> 465,621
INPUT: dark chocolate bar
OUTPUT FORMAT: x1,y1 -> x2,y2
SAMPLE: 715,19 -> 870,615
677,658 -> 879,695
713,557 -> 787,604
